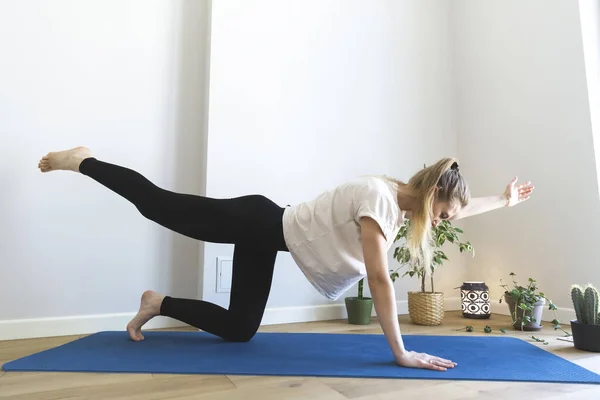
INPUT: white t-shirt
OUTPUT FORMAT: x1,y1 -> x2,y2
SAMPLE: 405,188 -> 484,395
282,176 -> 404,300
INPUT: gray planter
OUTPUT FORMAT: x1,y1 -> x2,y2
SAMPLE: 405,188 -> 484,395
571,320 -> 600,352
504,294 -> 545,331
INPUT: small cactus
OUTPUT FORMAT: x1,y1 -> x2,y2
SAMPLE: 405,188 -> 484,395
585,284 -> 599,324
571,283 -> 600,325
572,285 -> 585,323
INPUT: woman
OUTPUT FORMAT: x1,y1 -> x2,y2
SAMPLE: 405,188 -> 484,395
37,146 -> 534,372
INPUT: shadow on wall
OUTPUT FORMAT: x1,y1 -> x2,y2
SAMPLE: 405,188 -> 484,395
159,0 -> 210,300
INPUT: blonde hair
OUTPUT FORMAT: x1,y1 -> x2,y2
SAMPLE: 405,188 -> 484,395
382,158 -> 470,269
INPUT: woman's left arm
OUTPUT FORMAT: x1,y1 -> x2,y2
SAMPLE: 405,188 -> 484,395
451,177 -> 534,221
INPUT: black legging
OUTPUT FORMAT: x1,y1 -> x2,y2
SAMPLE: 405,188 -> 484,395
79,157 -> 289,342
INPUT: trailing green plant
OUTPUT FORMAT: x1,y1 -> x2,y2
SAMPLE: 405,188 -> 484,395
499,272 -> 569,336
571,283 -> 600,325
456,325 -> 507,334
531,335 -> 549,345
390,219 -> 474,292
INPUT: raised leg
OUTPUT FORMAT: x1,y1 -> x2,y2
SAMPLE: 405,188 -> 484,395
38,147 -> 287,248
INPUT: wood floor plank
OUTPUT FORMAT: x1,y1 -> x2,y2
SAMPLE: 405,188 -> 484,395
546,386 -> 600,399
450,381 -> 593,400
226,374 -> 314,390
319,377 -> 448,399
355,380 -> 483,400
0,311 -> 598,400
168,377 -> 347,400
0,374 -> 235,400
0,371 -> 152,398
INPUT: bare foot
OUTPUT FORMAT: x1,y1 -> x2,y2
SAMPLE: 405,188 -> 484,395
38,146 -> 93,173
126,290 -> 165,342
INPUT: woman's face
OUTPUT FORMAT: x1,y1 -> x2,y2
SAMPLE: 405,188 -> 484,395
430,199 -> 460,227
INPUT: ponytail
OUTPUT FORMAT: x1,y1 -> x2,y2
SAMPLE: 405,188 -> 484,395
404,158 -> 469,270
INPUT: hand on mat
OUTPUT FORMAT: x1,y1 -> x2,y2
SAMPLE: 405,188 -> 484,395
504,177 -> 534,207
395,351 -> 457,372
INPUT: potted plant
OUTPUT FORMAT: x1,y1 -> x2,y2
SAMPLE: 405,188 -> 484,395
570,283 -> 600,352
344,278 -> 373,325
499,273 -> 556,331
391,218 -> 474,326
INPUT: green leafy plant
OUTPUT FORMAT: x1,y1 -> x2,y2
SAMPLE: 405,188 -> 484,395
390,219 -> 474,292
499,273 -> 568,335
571,283 -> 600,325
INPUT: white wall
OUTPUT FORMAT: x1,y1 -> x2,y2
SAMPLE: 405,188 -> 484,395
580,0 -> 600,192
0,0 -> 466,339
452,0 -> 599,322
202,0 -> 465,321
0,0 -> 210,339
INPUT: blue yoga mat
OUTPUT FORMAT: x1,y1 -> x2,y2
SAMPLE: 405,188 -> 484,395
3,331 -> 600,384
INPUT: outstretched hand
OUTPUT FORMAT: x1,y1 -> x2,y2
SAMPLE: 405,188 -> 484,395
504,177 -> 534,207
395,351 -> 457,372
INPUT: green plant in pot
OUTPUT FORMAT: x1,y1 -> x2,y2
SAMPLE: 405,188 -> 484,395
344,278 -> 373,325
391,218 -> 474,326
570,283 -> 600,352
499,273 -> 557,331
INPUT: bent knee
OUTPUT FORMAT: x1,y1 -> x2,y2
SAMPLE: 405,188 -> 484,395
226,328 -> 257,342
223,318 -> 260,342
228,334 -> 254,343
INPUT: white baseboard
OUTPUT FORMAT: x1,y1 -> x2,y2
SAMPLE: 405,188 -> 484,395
0,313 -> 189,341
261,296 -> 463,326
0,297 -> 463,341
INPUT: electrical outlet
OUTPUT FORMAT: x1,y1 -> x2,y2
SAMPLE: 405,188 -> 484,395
216,257 -> 232,293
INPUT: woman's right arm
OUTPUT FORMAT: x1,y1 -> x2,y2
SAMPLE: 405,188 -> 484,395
360,216 -> 406,358
359,216 -> 457,372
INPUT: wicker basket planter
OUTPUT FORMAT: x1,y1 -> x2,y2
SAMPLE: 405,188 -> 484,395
407,291 -> 445,326
392,217 -> 474,328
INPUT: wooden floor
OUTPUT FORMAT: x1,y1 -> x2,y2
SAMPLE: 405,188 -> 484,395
1,311 -> 599,399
